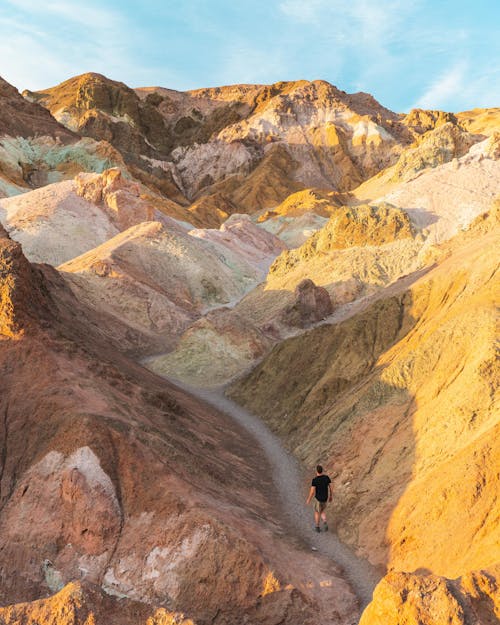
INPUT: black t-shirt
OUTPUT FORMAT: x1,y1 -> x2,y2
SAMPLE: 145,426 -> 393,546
312,474 -> 331,502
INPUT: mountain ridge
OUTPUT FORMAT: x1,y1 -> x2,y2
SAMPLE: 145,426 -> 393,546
0,69 -> 498,624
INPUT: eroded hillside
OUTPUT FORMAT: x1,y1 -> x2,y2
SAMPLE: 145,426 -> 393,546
0,224 -> 358,624
0,70 -> 498,624
229,216 -> 499,621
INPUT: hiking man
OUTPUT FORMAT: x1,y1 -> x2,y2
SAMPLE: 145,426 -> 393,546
306,464 -> 332,532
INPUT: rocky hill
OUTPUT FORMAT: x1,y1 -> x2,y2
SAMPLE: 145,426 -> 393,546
0,75 -> 124,199
27,74 -> 414,222
0,224 -> 358,624
0,70 -> 498,624
229,214 -> 499,619
0,76 -> 73,141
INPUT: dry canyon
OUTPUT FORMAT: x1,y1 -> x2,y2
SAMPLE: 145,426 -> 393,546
0,72 -> 498,624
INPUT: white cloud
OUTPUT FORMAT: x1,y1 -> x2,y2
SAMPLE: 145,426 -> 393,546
413,62 -> 500,111
0,32 -> 74,91
278,0 -> 422,89
279,0 -> 419,42
0,0 -> 141,90
414,62 -> 467,110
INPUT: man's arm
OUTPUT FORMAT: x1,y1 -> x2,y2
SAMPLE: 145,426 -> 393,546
306,486 -> 315,505
328,483 -> 333,502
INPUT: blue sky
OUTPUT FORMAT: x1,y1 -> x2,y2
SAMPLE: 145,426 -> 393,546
1,0 -> 499,112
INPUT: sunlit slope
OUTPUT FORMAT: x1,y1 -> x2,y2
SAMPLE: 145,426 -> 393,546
229,217 -> 499,578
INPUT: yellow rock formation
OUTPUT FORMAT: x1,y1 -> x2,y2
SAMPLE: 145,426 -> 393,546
230,222 -> 499,580
360,565 -> 500,625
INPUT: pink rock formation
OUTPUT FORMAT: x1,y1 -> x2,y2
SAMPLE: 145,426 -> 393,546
76,168 -> 155,230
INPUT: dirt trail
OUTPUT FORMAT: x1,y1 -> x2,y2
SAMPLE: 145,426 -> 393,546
139,269 -> 440,610
166,380 -> 382,611
139,270 -> 437,610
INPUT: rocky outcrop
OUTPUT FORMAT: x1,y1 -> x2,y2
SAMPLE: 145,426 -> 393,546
456,107 -> 500,136
310,203 -> 413,249
0,76 -> 125,197
360,566 -> 500,625
281,278 -> 333,327
75,168 -> 155,230
258,187 -> 345,221
0,581 -> 197,625
391,121 -> 480,181
0,76 -> 74,141
255,187 -> 344,247
269,203 -> 414,280
402,108 -> 458,136
208,143 -> 304,212
25,73 -> 171,159
0,225 -> 53,338
266,203 -> 421,303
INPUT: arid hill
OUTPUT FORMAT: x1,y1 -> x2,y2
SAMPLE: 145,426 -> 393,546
0,76 -> 74,141
0,225 -> 358,623
1,70 -> 498,625
229,214 -> 499,621
0,75 -> 124,198
27,74 -> 414,222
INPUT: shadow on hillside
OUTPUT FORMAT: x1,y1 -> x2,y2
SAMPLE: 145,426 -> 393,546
226,287 -> 422,575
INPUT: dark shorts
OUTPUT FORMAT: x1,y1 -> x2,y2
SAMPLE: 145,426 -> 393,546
314,499 -> 327,512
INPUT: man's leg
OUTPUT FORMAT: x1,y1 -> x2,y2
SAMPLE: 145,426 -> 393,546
320,504 -> 328,530
314,509 -> 320,528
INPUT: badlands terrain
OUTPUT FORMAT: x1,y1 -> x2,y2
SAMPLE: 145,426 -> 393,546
0,71 -> 498,624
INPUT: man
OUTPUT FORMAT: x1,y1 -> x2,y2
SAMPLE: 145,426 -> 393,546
306,464 -> 332,532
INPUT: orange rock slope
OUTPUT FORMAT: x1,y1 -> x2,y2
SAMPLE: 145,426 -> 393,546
0,225 -> 358,624
229,214 -> 499,620
28,74 -> 413,218
1,69 -> 499,624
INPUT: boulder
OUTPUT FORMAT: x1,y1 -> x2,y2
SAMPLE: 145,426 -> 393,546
281,278 -> 333,327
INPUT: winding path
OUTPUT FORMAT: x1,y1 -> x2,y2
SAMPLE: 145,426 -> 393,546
171,380 -> 382,610
142,268 -> 435,610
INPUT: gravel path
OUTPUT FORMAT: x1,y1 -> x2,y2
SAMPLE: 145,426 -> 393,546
172,381 -> 382,610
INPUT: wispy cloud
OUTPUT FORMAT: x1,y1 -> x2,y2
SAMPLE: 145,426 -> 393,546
0,33 -> 71,92
1,0 -> 498,111
1,0 -> 144,90
414,62 -> 500,111
279,0 -> 419,43
414,62 -> 468,110
278,0 -> 423,92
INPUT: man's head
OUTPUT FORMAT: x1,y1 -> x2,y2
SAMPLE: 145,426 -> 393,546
316,464 -> 323,474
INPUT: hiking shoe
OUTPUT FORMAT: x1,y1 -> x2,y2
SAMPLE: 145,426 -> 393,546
315,526 -> 321,533
323,523 -> 328,532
